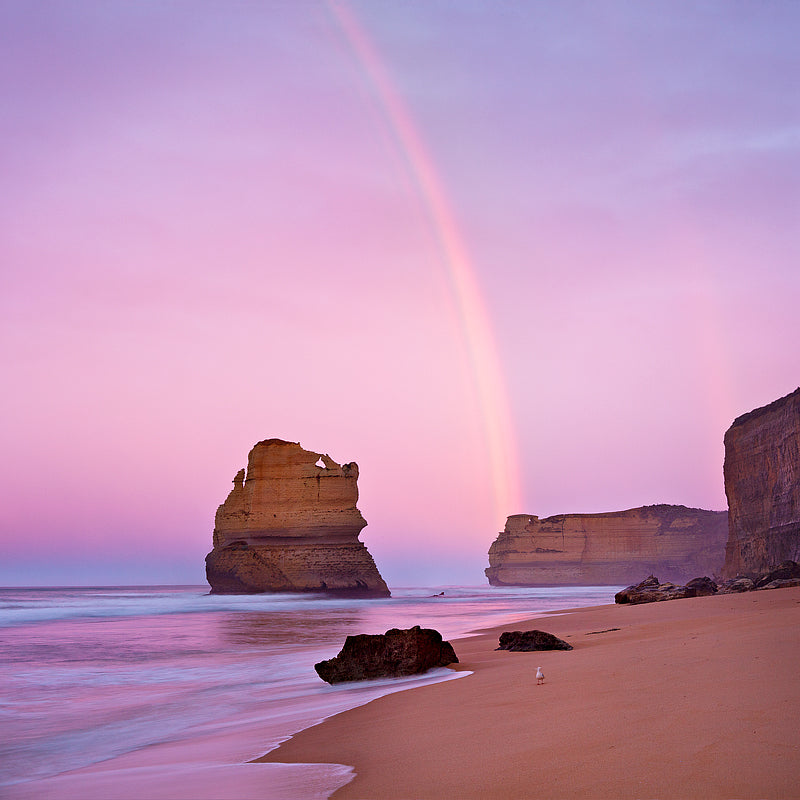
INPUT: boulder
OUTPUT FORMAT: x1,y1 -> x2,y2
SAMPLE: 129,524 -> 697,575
684,576 -> 719,597
315,626 -> 458,684
717,577 -> 756,594
615,575 -> 717,604
758,578 -> 800,591
496,630 -> 573,652
754,560 -> 800,588
615,575 -> 679,604
717,562 -> 800,594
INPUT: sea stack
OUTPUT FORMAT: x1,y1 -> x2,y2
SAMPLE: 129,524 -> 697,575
721,388 -> 800,578
486,505 -> 728,586
205,439 -> 390,596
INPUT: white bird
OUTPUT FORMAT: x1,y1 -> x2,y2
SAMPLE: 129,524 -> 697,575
536,666 -> 545,685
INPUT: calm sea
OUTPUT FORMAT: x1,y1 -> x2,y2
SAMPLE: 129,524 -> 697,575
0,584 -> 618,799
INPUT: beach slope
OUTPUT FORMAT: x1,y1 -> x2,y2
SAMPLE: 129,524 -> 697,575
259,588 -> 800,799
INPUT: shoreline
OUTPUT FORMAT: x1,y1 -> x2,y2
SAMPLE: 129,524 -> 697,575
259,587 -> 800,799
6,585 -> 604,800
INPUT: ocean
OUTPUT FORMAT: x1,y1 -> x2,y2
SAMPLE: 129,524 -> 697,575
0,584 -> 619,799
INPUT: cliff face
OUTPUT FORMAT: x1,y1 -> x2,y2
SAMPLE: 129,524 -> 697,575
722,388 -> 800,578
486,505 -> 728,586
205,439 -> 390,596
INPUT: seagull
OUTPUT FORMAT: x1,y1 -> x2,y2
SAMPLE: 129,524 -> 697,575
536,666 -> 545,685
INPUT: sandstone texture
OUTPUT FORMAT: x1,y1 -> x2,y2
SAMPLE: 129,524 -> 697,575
314,626 -> 459,684
205,439 -> 389,596
486,505 -> 728,586
496,630 -> 573,652
721,388 -> 800,579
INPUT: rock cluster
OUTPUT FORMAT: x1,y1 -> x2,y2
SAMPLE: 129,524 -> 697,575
486,505 -> 728,586
314,626 -> 459,684
614,575 -> 719,604
615,561 -> 800,604
721,388 -> 800,578
496,630 -> 573,651
718,560 -> 800,593
205,439 -> 389,596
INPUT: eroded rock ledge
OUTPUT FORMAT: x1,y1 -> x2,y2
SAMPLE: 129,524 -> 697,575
486,505 -> 728,586
205,439 -> 389,596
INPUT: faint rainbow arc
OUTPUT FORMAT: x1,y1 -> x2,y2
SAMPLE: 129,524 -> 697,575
329,2 -> 523,524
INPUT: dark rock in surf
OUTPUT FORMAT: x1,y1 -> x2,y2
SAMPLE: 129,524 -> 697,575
314,625 -> 458,684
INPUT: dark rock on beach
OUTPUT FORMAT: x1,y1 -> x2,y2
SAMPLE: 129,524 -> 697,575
684,576 -> 719,596
717,576 -> 756,594
718,561 -> 800,593
615,575 -> 680,604
496,630 -> 573,651
315,625 -> 459,684
759,577 -> 800,590
754,560 -> 800,588
616,563 -> 800,603
615,575 -> 718,604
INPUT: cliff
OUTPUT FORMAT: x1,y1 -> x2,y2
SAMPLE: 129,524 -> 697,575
205,439 -> 390,596
486,505 -> 728,586
721,388 -> 800,578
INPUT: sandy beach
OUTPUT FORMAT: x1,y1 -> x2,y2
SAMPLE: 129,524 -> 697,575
260,587 -> 800,799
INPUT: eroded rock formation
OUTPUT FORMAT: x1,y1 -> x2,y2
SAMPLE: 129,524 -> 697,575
721,388 -> 800,579
205,439 -> 389,596
314,626 -> 458,684
486,505 -> 728,586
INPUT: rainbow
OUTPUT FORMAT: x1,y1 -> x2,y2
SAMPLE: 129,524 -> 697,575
328,2 -> 523,525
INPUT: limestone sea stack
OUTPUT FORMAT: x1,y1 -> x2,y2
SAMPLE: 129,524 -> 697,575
486,505 -> 728,586
722,388 -> 800,578
205,439 -> 390,596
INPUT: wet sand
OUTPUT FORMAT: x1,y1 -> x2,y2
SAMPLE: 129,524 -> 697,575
259,587 -> 800,799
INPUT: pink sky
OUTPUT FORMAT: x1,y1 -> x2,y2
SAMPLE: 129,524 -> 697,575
1,1 -> 798,586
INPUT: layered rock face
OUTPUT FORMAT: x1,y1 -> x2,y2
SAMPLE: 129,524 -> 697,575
722,388 -> 800,578
205,439 -> 390,596
486,505 -> 728,586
